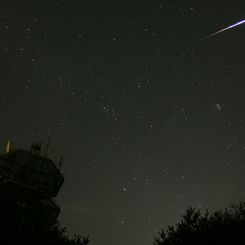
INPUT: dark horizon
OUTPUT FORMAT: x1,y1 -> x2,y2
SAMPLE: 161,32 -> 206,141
0,1 -> 245,245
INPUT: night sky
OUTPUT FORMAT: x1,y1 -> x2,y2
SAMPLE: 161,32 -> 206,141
0,1 -> 245,245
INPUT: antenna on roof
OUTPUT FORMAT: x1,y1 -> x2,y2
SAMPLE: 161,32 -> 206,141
43,136 -> 51,157
58,154 -> 63,170
31,142 -> 41,155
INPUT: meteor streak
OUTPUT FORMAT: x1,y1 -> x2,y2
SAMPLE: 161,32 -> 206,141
208,19 -> 245,37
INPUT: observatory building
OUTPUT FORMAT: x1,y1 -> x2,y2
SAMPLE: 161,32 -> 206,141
0,141 -> 64,224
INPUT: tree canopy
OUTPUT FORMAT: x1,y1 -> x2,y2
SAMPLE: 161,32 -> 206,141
154,202 -> 245,245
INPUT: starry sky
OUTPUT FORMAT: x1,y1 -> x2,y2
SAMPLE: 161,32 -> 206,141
0,1 -> 245,245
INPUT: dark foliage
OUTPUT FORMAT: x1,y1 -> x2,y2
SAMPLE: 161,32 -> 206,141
154,202 -> 245,245
0,219 -> 90,245
0,211 -> 90,245
0,190 -> 90,245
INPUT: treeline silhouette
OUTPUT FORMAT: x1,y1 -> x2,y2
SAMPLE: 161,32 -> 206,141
2,191 -> 245,245
154,202 -> 245,245
0,191 -> 89,245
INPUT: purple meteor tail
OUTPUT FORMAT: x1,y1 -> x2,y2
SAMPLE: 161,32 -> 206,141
208,19 -> 245,37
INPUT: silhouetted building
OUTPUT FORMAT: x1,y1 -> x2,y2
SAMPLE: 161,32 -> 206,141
0,141 -> 64,225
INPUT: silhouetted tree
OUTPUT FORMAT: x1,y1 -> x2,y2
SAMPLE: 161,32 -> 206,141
154,202 -> 245,245
0,215 -> 90,245
0,190 -> 90,245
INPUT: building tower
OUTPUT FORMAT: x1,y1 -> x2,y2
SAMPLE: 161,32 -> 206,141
0,141 -> 64,225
